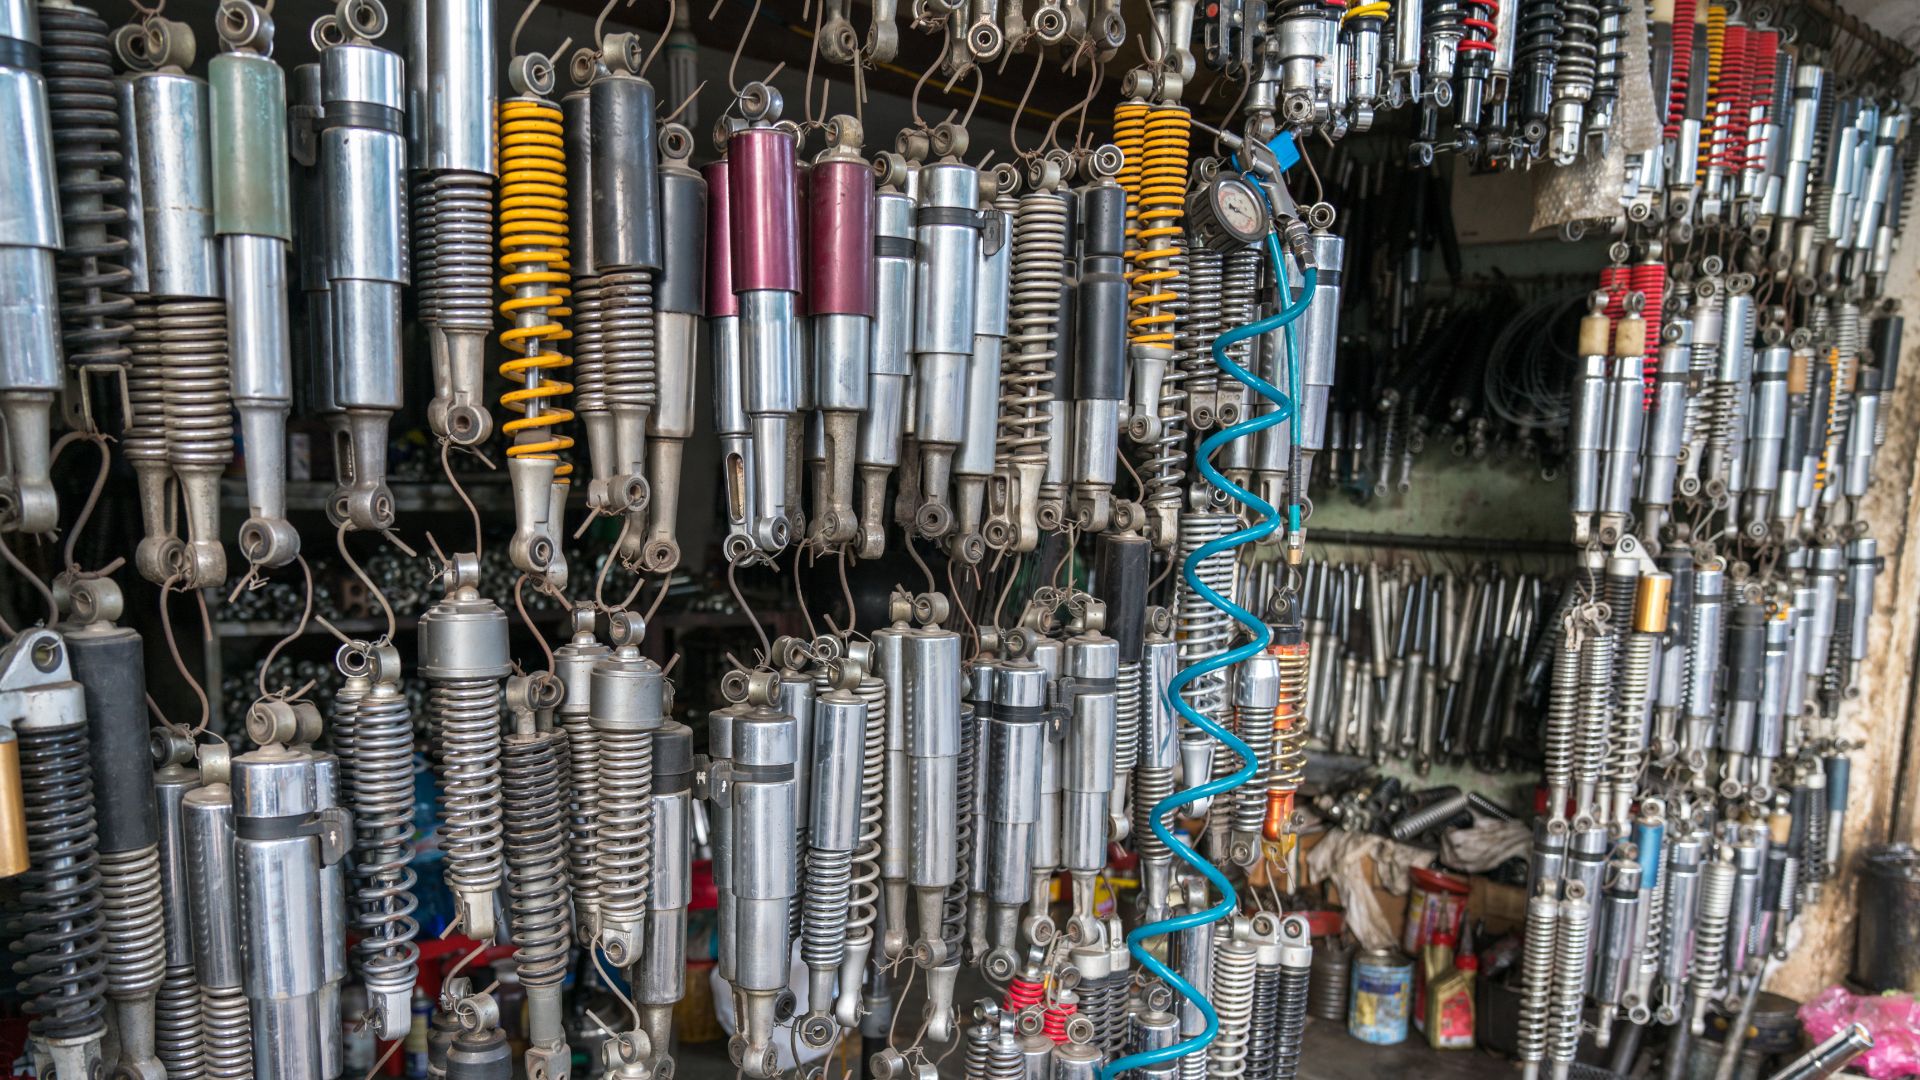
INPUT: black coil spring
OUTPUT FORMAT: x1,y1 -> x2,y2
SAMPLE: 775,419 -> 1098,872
943,706 -> 979,956
156,964 -> 205,1080
412,176 -> 440,327
502,730 -> 573,988
1273,964 -> 1309,1080
1245,965 -> 1281,1080
1515,0 -> 1562,132
346,685 -> 422,993
7,724 -> 109,1042
38,1 -> 133,381
1555,0 -> 1599,89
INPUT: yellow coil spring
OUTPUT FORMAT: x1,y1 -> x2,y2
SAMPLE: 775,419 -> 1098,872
1128,104 -> 1191,348
1696,4 -> 1726,183
1342,1 -> 1391,21
1813,345 -> 1838,491
498,97 -> 575,478
1114,100 -> 1149,245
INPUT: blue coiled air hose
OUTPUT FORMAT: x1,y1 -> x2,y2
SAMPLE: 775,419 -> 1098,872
1099,230 -> 1317,1080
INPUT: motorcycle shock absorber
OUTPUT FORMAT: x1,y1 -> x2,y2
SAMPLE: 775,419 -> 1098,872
963,661 -> 994,965
1124,103 -> 1193,546
634,721 -> 692,1069
500,673 -> 575,1080
1569,292 -> 1610,545
1610,574 -> 1666,832
551,611 -> 610,944
1598,300 -> 1646,546
1072,145 -> 1130,533
870,596 -> 917,964
498,53 -> 574,585
718,668 -> 799,1077
336,641 -> 418,1043
1062,602 -> 1120,940
151,732 -> 204,1080
0,2 -> 65,537
1517,881 -> 1558,1080
1656,828 -> 1702,1025
590,612 -> 667,970
641,123 -> 705,572
855,156 -> 917,558
2,630 -> 107,1078
62,587 -> 166,1080
317,1 -> 406,535
1228,651 -> 1278,868
807,116 -> 876,548
980,659 -> 1046,977
1208,916 -> 1258,1080
798,662 -> 867,1046
729,83 -> 801,555
1687,841 -> 1735,1034
1094,533 -> 1152,842
1270,914 -> 1311,1080
1511,0 -> 1559,157
1625,803 -> 1666,1025
907,122 -> 984,541
1135,610 -> 1180,924
1343,3 -> 1389,134
211,0 -> 301,570
704,148 -> 759,564
1720,602 -> 1766,799
1453,0 -> 1498,142
832,660 -> 888,1027
951,166 -> 1016,565
1545,0 -> 1595,164
1592,845 -> 1642,1043
1183,220 -> 1224,433
1026,626 -> 1067,951
180,746 -> 251,1080
991,153 -> 1072,554
1263,623 -> 1309,879
1173,510 -> 1238,808
1546,879 -> 1591,1076
415,0 -> 496,450
906,617 -> 966,1014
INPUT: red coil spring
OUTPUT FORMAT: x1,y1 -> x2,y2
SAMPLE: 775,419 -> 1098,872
1631,262 -> 1666,404
1744,30 -> 1779,174
1600,265 -> 1631,336
1709,24 -> 1752,173
1460,0 -> 1498,51
1664,0 -> 1696,140
1042,999 -> 1078,1043
1004,975 -> 1045,1013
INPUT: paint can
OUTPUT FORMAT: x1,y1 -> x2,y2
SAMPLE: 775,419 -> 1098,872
1348,947 -> 1413,1045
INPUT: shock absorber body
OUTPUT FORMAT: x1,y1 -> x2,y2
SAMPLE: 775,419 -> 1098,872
319,17 -> 407,534
951,169 -> 1014,564
150,737 -> 203,1080
498,62 -> 573,584
1072,147 -> 1129,532
910,127 -> 984,540
993,156 -> 1071,553
856,164 -> 916,557
337,643 -> 418,1042
1126,104 -> 1193,547
724,676 -> 798,1078
180,756 -> 250,1080
500,674 -> 574,1079
1546,0 -> 1596,164
798,676 -> 865,1045
591,626 -> 667,970
635,722 -> 692,1068
552,613 -> 610,944
0,1 -> 63,536
644,123 -> 706,572
1062,618 -> 1119,938
806,117 -> 876,549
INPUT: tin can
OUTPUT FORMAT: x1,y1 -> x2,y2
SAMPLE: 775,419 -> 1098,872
1348,947 -> 1413,1045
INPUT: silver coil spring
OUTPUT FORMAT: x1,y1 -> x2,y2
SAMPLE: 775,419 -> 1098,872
124,305 -> 167,466
848,675 -> 886,948
200,983 -> 252,1080
987,1031 -> 1026,1080
1175,513 -> 1240,723
1575,628 -> 1615,799
159,300 -> 233,473
572,276 -> 608,417
1244,965 -> 1280,1080
963,1019 -> 994,1080
1115,661 -> 1143,775
39,0 -> 134,380
1274,962 -> 1309,1080
345,680 -> 422,999
1230,700 -> 1274,838
1179,1042 -> 1207,1080
1548,891 -> 1590,1066
1613,634 -> 1655,792
1683,301 -> 1722,450
1802,793 -> 1828,890
1592,0 -> 1625,103
1209,938 -> 1258,1080
1146,247 -> 1192,520
1691,856 -> 1735,1000
1553,0 -> 1598,94
157,964 -> 204,1079
1183,244 -> 1223,410
1516,892 -> 1558,1065
501,729 -> 572,988
597,727 -> 656,928
561,711 -> 603,940
1776,855 -> 1799,921
97,843 -> 165,998
1640,843 -> 1668,981
431,172 -> 496,332
601,269 -> 659,409
945,705 -> 978,954
412,176 -> 440,327
432,678 -> 506,908
1133,765 -> 1177,864
7,724 -> 108,1043
801,847 -> 854,971
1003,190 -> 1068,466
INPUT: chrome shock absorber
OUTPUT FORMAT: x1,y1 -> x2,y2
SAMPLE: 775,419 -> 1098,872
338,642 -> 419,1043
982,659 -> 1047,977
807,115 -> 877,549
799,660 -> 867,1046
1573,611 -> 1615,822
65,591 -> 166,1080
500,673 -> 575,1080
1208,917 -> 1259,1080
1228,651 -> 1278,868
1095,532 -> 1153,843
1062,602 -> 1120,940
635,723 -> 692,1072
1135,610 -> 1180,923
1071,145 -> 1129,533
1516,882 -> 1558,1080
1245,923 -> 1282,1080
591,613 -> 667,970
1546,0 -> 1597,164
645,123 -> 707,572
1,629 -> 108,1078
38,0 -> 134,426
1264,625 -> 1309,882
1612,574 -> 1667,833
992,154 -> 1072,553
151,734 -> 205,1080
719,667 -> 799,1078
551,611 -> 609,943
910,123 -> 985,541
1273,913 -> 1312,1080
1687,842 -> 1736,1035
181,746 -> 251,1080
416,0 -> 497,450
419,553 -> 508,942
1547,881 -> 1592,1077
0,0 -> 63,536
1182,235 -> 1223,431
856,159 -> 917,558
908,615 -> 967,1041
835,666 -> 887,1027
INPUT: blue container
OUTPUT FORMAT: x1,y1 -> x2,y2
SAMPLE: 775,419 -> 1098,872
1348,947 -> 1413,1045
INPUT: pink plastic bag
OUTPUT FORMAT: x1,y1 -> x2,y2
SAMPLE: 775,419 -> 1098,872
1798,986 -> 1920,1079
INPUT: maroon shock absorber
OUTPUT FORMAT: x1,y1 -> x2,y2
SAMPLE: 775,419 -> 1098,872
707,155 -> 756,562
806,118 -> 877,546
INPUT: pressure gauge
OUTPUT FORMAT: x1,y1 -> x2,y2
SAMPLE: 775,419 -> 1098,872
1187,174 -> 1269,252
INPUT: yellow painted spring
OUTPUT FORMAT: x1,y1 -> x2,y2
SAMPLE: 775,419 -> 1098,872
1113,100 -> 1149,245
498,96 -> 575,478
1813,345 -> 1838,491
1128,104 -> 1191,348
1696,3 -> 1726,183
1342,1 -> 1391,21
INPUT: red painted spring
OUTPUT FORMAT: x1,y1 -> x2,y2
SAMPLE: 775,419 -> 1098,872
1005,973 -> 1046,1013
1460,0 -> 1498,52
1631,262 -> 1666,405
1743,29 -> 1779,175
1600,265 -> 1631,335
1664,0 -> 1696,140
1042,997 -> 1078,1043
1709,24 -> 1752,174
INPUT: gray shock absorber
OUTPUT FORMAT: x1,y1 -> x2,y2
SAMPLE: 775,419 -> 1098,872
643,123 -> 706,572
1095,533 -> 1151,841
1173,890 -> 1217,1080
564,74 -> 606,523
1546,0 -> 1596,164
418,554 -> 508,942
1721,602 -> 1767,799
1062,611 -> 1119,939
1173,512 -> 1238,813
590,615 -> 667,970
799,666 -> 866,1046
1071,147 -> 1129,533
1725,825 -> 1765,1005
1182,231 -> 1223,431
964,663 -> 994,964
807,117 -> 876,549
1517,882 -> 1559,1080
1688,843 -> 1736,1036
908,620 -> 966,1042
1745,337 -> 1792,537
1136,614 -> 1180,924
910,127 -> 984,540
1592,845 -> 1642,1043
635,722 -> 692,1069
1598,303 -> 1646,545
1568,293 -> 1610,546
704,151 -> 759,564
1140,235 -> 1190,550
500,674 -> 574,1080
1272,914 -> 1311,1080
1245,922 -> 1282,1080
951,166 -> 1015,565
834,668 -> 888,1027
315,6 -> 406,534
1544,614 -> 1581,821
1547,880 -> 1592,1077
1209,917 -> 1259,1080
551,612 -> 610,944
1657,828 -> 1703,1026
1573,615 -> 1615,823
1610,574 -> 1665,834
870,598 -> 915,963
1682,564 -> 1726,773
64,600 -> 166,1080
856,161 -> 917,558
414,0 -> 496,452
151,734 -> 205,1080
1640,320 -> 1692,547
725,671 -> 799,1078
982,660 -> 1047,977
1229,651 -> 1278,867
1028,632 -> 1066,948
990,153 -> 1071,554
181,753 -> 251,1080
337,643 -> 419,1043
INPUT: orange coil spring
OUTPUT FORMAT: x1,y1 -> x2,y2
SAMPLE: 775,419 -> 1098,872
1113,100 -> 1149,246
1263,637 -> 1309,841
1127,104 -> 1191,348
1005,973 -> 1046,1013
1696,4 -> 1728,181
1042,997 -> 1078,1043
497,97 -> 575,477
1664,0 -> 1695,139
1814,346 -> 1838,491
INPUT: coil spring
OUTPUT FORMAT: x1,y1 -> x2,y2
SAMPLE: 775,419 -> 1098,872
159,300 -> 234,473
98,843 -> 165,998
1516,0 -> 1562,136
1548,889 -> 1590,1066
597,727 -> 656,929
1632,264 -> 1666,399
498,97 -> 576,474
1133,765 -> 1177,865
1244,965 -> 1280,1080
414,175 -> 440,329
602,268 -> 659,410
1461,0 -> 1498,61
433,172 -> 496,333
1613,634 -> 1655,792
964,1019 -> 994,1080
433,678 -> 506,913
38,1 -> 133,382
1640,841 -> 1668,980
1128,105 -> 1191,348
945,702 -> 978,956
1576,628 -> 1615,802
1821,613 -> 1851,713
1209,939 -> 1257,1079
125,305 -> 167,467
561,710 -> 603,941
1664,0 -> 1695,138
1743,32 -> 1779,177
1114,101 -> 1149,244
1801,788 -> 1828,889
1554,0 -> 1598,99
1148,290 -> 1192,520
1043,993 -> 1078,1043
1696,4 -> 1728,180
502,729 -> 573,988
1709,22 -> 1751,175
572,276 -> 608,418
1516,890 -> 1558,1066
200,984 -> 252,1080
1776,854 -> 1799,921
1273,961 -> 1308,1080
1080,971 -> 1130,1057
1268,640 -> 1309,838
8,724 -> 109,1042
987,1030 -> 1026,1080
1591,0 -> 1624,103
1691,855 -> 1735,1002
1230,703 -> 1274,841
847,675 -> 885,950
1374,404 -> 1400,498
1184,245 -> 1224,411
1116,660 -> 1144,776
345,679 -> 422,1000
1175,513 -> 1239,724
1003,189 -> 1068,466
1222,247 -> 1260,423
1005,971 -> 1046,1012
1308,941 -> 1349,1022
1897,135 -> 1920,233
801,846 -> 854,971
157,964 -> 204,1080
